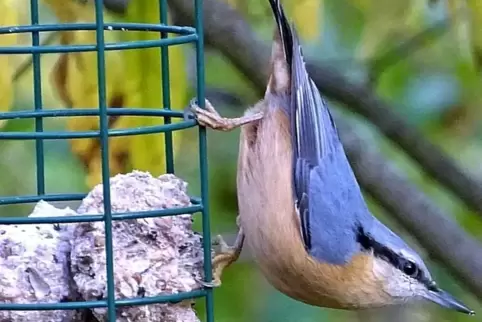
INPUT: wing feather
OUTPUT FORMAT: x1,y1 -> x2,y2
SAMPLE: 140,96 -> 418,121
269,0 -> 365,264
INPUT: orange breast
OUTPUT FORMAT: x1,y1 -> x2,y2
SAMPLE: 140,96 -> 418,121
235,107 -> 390,309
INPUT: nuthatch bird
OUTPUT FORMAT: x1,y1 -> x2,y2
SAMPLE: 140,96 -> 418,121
187,0 -> 475,315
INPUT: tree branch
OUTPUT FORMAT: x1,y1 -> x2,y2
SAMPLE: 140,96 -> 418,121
168,0 -> 482,299
368,17 -> 451,84
168,0 -> 482,221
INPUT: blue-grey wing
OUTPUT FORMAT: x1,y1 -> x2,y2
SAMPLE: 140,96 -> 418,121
289,26 -> 370,264
304,144 -> 370,264
289,28 -> 338,249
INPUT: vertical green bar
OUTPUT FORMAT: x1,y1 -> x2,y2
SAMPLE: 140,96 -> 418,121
30,0 -> 45,195
93,0 -> 116,320
159,0 -> 174,173
194,0 -> 214,321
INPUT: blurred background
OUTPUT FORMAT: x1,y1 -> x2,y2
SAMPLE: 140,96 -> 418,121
0,0 -> 481,321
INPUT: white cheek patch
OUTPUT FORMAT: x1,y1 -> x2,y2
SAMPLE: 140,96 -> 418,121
372,258 -> 416,300
371,257 -> 389,279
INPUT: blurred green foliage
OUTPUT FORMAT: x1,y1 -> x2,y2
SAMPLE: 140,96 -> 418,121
0,0 -> 481,321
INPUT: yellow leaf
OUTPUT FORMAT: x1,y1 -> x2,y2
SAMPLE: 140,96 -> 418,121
287,0 -> 322,41
446,0 -> 474,62
122,0 -> 188,177
0,0 -> 18,128
466,0 -> 482,64
355,1 -> 414,60
46,0 -> 188,188
44,0 -> 129,188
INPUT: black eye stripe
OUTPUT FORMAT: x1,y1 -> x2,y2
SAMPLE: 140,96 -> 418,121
356,226 -> 427,283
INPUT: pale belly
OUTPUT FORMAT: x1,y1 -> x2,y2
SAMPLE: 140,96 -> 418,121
234,110 -> 381,310
237,166 -> 348,308
234,112 -> 339,307
237,186 -> 385,310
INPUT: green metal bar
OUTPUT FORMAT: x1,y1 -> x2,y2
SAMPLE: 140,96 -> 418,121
0,289 -> 207,310
0,23 -> 196,35
0,119 -> 196,140
30,0 -> 45,195
93,1 -> 116,320
0,0 -> 211,317
0,34 -> 198,55
160,0 -> 174,173
0,204 -> 203,224
0,107 -> 186,120
0,193 -> 85,205
194,0 -> 215,321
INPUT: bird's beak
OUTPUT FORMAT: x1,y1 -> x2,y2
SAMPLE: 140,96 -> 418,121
424,287 -> 475,315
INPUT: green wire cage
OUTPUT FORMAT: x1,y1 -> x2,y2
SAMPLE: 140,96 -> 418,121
0,0 -> 214,321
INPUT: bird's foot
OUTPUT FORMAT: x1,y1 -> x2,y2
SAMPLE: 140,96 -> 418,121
184,98 -> 262,132
199,227 -> 245,288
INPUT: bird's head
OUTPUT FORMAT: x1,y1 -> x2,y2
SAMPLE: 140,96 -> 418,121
357,225 -> 474,315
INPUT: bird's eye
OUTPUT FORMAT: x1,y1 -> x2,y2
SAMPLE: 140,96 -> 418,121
402,260 -> 419,277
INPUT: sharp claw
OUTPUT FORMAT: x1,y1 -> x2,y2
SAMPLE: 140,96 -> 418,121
183,97 -> 199,121
214,235 -> 231,253
185,97 -> 201,120
183,107 -> 194,121
189,97 -> 198,109
196,232 -> 243,289
202,281 -> 221,288
214,234 -> 225,245
212,236 -> 221,246
196,277 -> 220,288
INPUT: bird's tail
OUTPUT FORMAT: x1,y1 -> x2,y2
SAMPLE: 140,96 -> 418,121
265,0 -> 293,96
266,0 -> 338,163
